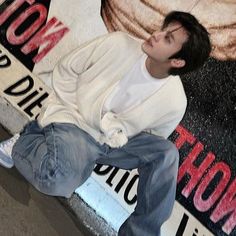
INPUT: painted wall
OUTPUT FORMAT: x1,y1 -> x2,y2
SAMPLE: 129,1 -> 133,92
0,0 -> 235,235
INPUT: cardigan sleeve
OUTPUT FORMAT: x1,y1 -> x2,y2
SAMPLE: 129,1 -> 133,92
51,31 -> 127,108
51,33 -> 112,108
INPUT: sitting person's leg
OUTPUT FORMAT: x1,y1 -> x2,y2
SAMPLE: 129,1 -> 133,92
96,132 -> 179,236
11,121 -> 100,198
1,123 -> 178,235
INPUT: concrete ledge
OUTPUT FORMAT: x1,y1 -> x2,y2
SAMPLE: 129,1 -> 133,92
0,96 -> 28,134
58,194 -> 116,236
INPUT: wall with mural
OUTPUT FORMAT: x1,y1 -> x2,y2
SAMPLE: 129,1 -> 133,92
0,0 -> 235,235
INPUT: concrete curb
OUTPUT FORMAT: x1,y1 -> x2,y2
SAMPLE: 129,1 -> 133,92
58,194 -> 116,236
0,96 -> 28,134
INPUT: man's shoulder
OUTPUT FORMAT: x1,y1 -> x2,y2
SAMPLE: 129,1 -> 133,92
107,31 -> 137,39
165,75 -> 187,108
93,31 -> 142,57
167,75 -> 185,92
101,31 -> 142,46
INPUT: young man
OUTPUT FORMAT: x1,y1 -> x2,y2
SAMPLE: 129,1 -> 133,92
0,11 -> 211,236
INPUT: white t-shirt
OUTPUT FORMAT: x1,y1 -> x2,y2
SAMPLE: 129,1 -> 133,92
103,54 -> 169,115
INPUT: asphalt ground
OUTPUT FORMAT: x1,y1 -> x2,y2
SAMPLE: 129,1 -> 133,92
0,125 -> 92,236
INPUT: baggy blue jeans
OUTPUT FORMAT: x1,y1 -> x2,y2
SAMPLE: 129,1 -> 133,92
12,121 -> 179,236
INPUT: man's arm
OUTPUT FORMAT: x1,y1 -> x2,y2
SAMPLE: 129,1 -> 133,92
51,33 -> 111,107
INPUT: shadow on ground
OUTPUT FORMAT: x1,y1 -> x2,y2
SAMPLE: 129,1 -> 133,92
0,125 -> 91,236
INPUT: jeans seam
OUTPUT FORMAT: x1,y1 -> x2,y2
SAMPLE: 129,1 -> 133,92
38,124 -> 58,183
143,162 -> 153,214
13,151 -> 34,172
52,124 -> 59,168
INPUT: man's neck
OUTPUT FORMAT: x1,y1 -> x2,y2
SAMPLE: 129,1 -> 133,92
145,57 -> 170,79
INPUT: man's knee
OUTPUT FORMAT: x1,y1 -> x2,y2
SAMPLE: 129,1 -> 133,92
36,161 -> 77,198
145,133 -> 178,155
167,140 -> 179,159
158,139 -> 179,170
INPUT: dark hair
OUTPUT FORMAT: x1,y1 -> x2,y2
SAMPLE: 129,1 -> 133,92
162,11 -> 211,75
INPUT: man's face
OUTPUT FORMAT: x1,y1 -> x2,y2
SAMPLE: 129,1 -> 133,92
142,22 -> 189,63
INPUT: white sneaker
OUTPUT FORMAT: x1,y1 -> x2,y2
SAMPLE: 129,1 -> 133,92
0,134 -> 20,168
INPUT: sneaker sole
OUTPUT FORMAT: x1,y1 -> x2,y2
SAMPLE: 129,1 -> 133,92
0,151 -> 14,168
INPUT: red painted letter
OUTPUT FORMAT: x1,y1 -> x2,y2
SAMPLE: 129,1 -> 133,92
177,143 -> 215,198
194,162 -> 231,212
7,4 -> 47,44
0,0 -> 35,26
21,17 -> 69,63
174,125 -> 196,149
210,177 -> 236,235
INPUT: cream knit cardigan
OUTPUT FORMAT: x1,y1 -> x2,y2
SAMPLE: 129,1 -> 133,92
38,32 -> 187,147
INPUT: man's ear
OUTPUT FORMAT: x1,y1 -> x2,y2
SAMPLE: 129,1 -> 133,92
170,59 -> 186,68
